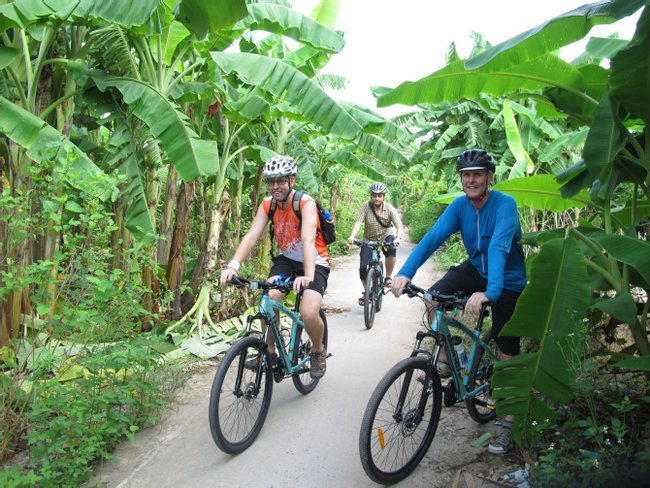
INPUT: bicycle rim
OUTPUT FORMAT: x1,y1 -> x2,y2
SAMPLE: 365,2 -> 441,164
292,309 -> 328,394
364,267 -> 377,329
466,342 -> 497,424
359,357 -> 442,484
209,336 -> 273,453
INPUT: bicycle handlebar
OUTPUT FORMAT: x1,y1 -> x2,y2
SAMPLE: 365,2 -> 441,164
403,283 -> 470,308
231,275 -> 295,294
353,239 -> 390,249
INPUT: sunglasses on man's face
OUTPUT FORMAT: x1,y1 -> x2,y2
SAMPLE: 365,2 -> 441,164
267,177 -> 290,186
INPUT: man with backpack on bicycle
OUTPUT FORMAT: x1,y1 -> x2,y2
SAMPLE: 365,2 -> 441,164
348,182 -> 404,306
220,155 -> 329,378
390,149 -> 527,455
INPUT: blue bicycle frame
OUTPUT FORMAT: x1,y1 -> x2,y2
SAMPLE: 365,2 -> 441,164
247,289 -> 310,376
414,300 -> 498,401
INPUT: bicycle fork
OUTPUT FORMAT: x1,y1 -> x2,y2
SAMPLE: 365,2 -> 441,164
383,363 -> 433,449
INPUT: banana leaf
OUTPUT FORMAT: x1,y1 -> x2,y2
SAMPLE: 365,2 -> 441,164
586,36 -> 630,59
0,96 -> 115,200
493,238 -> 592,423
465,0 -> 647,70
356,133 -> 407,167
0,46 -> 18,69
502,100 -> 535,178
0,0 -> 158,32
590,233 -> 650,284
176,0 -> 248,39
493,174 -> 591,212
593,291 -> 638,327
378,56 -> 586,108
92,74 -> 219,182
211,52 -> 363,139
234,3 -> 344,53
609,9 -> 650,124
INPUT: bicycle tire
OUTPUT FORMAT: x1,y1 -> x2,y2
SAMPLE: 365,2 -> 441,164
292,309 -> 329,394
364,267 -> 377,329
209,336 -> 273,454
359,357 -> 443,484
376,262 -> 384,312
465,340 -> 497,424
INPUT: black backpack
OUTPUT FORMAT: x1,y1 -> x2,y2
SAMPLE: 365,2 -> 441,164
268,191 -> 336,253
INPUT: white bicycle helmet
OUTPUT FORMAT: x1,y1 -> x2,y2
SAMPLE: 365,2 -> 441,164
369,182 -> 387,194
262,155 -> 297,180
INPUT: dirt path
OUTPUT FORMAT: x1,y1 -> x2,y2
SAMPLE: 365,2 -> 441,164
86,236 -> 521,488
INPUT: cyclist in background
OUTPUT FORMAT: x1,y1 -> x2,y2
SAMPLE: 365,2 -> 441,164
348,182 -> 404,306
390,149 -> 527,455
220,155 -> 329,379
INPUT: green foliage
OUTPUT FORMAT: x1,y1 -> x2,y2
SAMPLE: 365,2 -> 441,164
402,190 -> 444,243
15,339 -> 176,487
530,394 -> 650,486
0,156 -> 180,486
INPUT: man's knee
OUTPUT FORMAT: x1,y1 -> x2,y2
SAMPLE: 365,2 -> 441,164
301,306 -> 321,326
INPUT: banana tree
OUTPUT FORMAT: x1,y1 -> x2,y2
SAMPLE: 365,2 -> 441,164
0,0 -> 245,343
377,0 -> 650,443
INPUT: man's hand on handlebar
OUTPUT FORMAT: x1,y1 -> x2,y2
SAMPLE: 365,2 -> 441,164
390,275 -> 410,297
466,291 -> 489,315
220,266 -> 238,287
293,275 -> 313,293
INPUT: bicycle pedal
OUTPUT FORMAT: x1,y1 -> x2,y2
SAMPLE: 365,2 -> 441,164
325,352 -> 332,358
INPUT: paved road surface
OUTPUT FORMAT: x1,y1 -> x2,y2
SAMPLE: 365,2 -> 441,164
86,236 -> 518,488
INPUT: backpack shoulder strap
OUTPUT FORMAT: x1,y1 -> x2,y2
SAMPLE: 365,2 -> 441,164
293,190 -> 305,226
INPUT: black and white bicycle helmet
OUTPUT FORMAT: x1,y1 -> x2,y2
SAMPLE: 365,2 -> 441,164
369,182 -> 387,194
456,149 -> 495,173
262,155 -> 297,180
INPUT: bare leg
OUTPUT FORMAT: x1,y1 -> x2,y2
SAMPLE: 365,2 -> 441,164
299,289 -> 324,353
385,256 -> 396,280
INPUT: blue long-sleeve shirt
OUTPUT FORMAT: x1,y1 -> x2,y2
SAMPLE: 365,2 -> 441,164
398,191 -> 527,301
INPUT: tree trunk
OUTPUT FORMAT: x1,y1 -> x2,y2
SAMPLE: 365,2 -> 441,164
157,165 -> 179,264
166,181 -> 195,319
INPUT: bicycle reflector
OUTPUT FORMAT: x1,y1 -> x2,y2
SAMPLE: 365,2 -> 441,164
377,428 -> 385,449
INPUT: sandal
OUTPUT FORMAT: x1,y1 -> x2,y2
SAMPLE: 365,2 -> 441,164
384,277 -> 393,287
358,295 -> 365,306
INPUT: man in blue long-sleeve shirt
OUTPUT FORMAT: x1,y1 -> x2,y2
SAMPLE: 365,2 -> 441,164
391,149 -> 527,455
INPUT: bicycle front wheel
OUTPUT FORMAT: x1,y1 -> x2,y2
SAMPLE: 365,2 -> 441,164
465,340 -> 497,424
359,357 -> 443,484
375,262 -> 384,312
364,267 -> 377,329
209,336 -> 273,454
292,309 -> 329,394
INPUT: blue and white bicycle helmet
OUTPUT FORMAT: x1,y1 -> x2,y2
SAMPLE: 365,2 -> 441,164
369,182 -> 387,194
262,155 -> 297,180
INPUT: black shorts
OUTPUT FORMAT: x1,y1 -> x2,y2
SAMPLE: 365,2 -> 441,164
270,255 -> 330,296
359,235 -> 397,280
428,260 -> 521,356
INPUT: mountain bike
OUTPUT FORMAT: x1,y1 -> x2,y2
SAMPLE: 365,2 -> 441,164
209,276 -> 329,454
354,240 -> 390,329
358,283 -> 498,484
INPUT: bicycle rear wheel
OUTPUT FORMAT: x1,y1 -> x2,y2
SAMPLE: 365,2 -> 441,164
375,262 -> 384,312
364,267 -> 377,329
209,336 -> 273,454
359,357 -> 442,484
292,309 -> 329,394
465,340 -> 497,424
